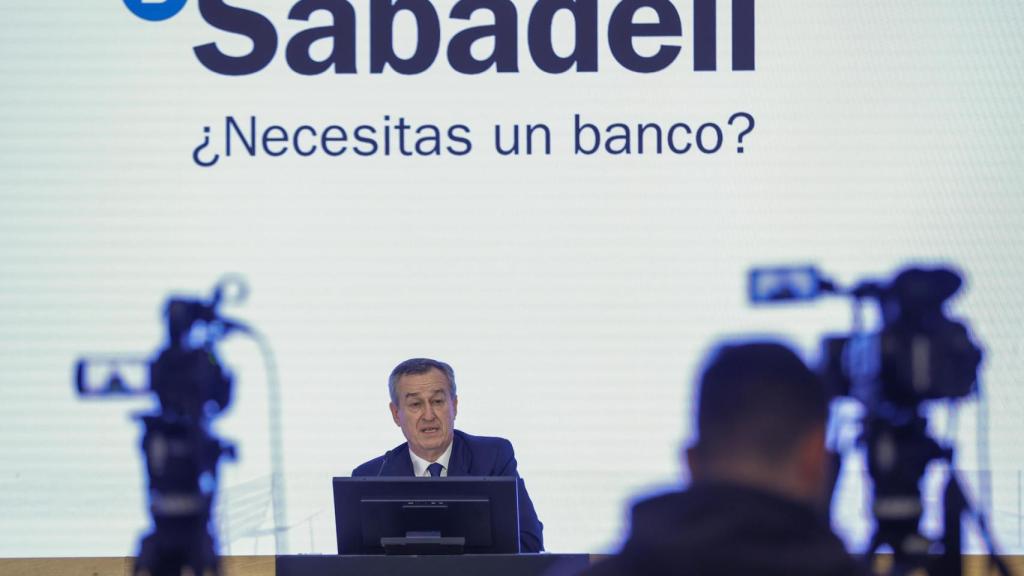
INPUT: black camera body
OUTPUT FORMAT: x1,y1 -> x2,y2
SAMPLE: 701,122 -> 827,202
751,265 -> 981,407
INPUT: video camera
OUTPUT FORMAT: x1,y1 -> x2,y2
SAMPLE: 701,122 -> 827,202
75,277 -> 249,576
749,264 -> 1009,576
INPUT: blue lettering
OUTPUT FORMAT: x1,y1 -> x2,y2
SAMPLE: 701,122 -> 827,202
293,125 -> 319,156
194,0 -> 278,76
286,0 -> 357,74
608,0 -> 681,73
262,125 -> 290,156
448,0 -> 519,74
225,116 -> 257,156
694,0 -> 755,71
190,0 -> 755,75
447,125 -> 473,155
321,125 -> 349,156
353,125 -> 379,155
528,0 -> 598,73
370,0 -> 441,74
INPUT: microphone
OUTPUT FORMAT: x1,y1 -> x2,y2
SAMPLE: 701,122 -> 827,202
376,448 -> 392,477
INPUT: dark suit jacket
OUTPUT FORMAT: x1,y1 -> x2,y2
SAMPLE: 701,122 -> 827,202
583,482 -> 869,576
352,429 -> 544,552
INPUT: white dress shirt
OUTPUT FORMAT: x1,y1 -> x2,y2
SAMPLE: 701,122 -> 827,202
409,441 -> 453,477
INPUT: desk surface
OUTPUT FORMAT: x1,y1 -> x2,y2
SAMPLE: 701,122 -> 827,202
0,556 -> 275,576
0,555 -> 582,576
3,554 -> 1024,576
278,553 -> 588,576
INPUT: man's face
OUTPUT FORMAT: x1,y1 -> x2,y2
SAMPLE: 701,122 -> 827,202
390,368 -> 458,461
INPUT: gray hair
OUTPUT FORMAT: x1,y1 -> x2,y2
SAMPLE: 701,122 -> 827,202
388,358 -> 457,404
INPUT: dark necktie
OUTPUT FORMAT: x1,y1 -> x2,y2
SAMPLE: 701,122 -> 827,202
427,462 -> 444,477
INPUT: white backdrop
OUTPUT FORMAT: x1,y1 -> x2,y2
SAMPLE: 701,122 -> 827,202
1,0 -> 1022,558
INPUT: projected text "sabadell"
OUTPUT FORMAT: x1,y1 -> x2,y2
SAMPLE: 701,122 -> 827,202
191,0 -> 755,76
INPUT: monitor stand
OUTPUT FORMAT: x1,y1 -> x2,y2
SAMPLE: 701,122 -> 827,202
381,532 -> 466,555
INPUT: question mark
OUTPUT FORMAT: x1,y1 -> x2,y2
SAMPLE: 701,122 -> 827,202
728,112 -> 755,153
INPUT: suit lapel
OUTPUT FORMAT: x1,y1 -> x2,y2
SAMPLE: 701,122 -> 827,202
383,444 -> 415,476
446,431 -> 472,476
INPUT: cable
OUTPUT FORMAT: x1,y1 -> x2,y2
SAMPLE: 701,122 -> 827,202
242,328 -> 289,555
975,377 -> 994,523
974,375 -> 1001,564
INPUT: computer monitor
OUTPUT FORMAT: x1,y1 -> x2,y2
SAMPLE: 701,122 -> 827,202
333,476 -> 521,555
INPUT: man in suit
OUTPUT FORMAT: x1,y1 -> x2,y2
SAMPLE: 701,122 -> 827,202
585,341 -> 869,576
352,357 -> 544,552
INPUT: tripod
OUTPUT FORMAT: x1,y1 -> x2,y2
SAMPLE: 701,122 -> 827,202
864,414 -> 1011,576
133,327 -> 237,576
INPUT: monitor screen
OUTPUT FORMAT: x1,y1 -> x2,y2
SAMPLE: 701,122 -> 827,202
333,477 -> 520,555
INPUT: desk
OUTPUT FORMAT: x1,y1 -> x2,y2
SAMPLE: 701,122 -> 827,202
278,554 -> 588,576
0,554 -> 586,576
0,556 -> 275,576
3,554 -> 1023,576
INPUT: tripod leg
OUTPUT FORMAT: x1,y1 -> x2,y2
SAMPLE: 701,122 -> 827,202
928,472 -> 964,576
939,472 -> 1013,576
